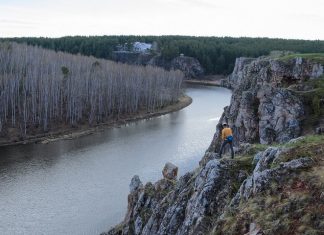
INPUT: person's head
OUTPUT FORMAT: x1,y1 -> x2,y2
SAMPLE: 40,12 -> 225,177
222,122 -> 228,127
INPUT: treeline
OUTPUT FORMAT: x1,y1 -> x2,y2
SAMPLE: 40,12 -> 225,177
4,36 -> 324,74
0,42 -> 183,137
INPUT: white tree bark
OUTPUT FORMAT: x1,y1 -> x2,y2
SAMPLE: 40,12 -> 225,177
0,42 -> 184,137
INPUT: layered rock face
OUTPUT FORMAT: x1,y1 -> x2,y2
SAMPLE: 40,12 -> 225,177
169,56 -> 204,79
147,56 -> 204,79
214,56 -> 323,147
112,52 -> 205,79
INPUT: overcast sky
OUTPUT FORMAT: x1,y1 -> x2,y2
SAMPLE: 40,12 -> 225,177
0,0 -> 323,39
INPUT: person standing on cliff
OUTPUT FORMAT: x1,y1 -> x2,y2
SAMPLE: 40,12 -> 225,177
217,123 -> 234,159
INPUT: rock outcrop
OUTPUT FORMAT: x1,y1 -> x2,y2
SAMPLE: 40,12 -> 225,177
130,175 -> 143,193
169,56 -> 204,79
162,162 -> 178,180
105,154 -> 249,235
112,52 -> 204,79
230,147 -> 314,204
213,56 -> 323,148
105,135 -> 324,235
148,56 -> 204,79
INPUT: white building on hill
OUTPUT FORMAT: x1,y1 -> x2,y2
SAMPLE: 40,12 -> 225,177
133,42 -> 152,52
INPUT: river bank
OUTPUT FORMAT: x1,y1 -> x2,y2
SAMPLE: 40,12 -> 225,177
0,95 -> 192,147
185,74 -> 226,87
185,79 -> 222,86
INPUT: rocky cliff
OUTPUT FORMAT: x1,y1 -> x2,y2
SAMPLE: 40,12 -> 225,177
112,52 -> 204,79
214,55 -> 324,148
104,54 -> 324,235
104,135 -> 324,235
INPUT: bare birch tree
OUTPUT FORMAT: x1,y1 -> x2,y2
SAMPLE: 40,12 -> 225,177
0,42 -> 184,138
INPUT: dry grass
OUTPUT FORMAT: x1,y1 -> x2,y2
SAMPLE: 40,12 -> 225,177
279,53 -> 324,64
215,136 -> 324,235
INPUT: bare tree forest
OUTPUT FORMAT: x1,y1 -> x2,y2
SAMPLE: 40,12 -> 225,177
0,42 -> 183,138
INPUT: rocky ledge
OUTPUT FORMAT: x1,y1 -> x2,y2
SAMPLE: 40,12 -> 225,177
104,54 -> 324,235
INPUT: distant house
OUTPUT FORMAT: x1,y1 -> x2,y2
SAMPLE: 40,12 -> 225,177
133,42 -> 152,53
115,42 -> 153,53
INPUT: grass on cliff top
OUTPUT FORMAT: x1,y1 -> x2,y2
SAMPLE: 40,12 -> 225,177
285,134 -> 324,147
221,176 -> 324,235
221,143 -> 268,170
216,136 -> 324,235
279,53 -> 324,64
219,186 -> 324,235
236,143 -> 268,161
271,134 -> 324,168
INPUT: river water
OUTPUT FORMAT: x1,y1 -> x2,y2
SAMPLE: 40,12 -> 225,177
0,86 -> 231,235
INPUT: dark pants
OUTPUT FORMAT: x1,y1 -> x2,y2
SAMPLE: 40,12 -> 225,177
218,140 -> 234,158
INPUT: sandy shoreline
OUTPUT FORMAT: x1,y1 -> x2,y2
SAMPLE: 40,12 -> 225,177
0,95 -> 192,147
184,79 -> 223,87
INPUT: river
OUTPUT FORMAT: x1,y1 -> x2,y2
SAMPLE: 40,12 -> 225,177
0,86 -> 231,235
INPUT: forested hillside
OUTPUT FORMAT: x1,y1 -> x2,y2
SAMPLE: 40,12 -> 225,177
0,42 -> 183,138
4,36 -> 324,74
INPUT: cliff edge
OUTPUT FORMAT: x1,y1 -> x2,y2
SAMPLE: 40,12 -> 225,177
104,53 -> 324,235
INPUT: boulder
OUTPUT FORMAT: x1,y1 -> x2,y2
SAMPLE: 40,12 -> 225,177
162,162 -> 178,180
